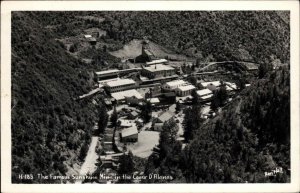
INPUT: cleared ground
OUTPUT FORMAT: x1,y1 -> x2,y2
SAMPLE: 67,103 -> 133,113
110,39 -> 189,61
76,136 -> 99,184
126,131 -> 159,158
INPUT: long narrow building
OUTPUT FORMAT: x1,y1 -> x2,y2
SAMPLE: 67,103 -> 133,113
105,78 -> 137,93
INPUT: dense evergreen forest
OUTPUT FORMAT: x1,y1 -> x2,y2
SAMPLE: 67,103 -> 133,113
11,12 -> 104,183
11,11 -> 290,183
144,68 -> 290,183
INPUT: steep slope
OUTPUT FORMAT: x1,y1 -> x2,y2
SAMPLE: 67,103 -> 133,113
180,68 -> 290,183
11,12 -> 99,183
100,11 -> 289,63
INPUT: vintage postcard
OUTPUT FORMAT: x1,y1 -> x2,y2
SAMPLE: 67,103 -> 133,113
1,1 -> 299,192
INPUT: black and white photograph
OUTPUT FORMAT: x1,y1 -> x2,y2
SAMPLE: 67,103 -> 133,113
1,1 -> 299,192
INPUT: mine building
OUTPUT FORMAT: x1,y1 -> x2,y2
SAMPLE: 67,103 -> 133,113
141,64 -> 175,79
105,79 -> 137,93
110,89 -> 143,104
95,69 -> 119,81
162,80 -> 188,91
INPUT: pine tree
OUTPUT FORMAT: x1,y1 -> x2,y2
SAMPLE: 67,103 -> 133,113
117,151 -> 134,183
98,102 -> 108,134
110,106 -> 118,127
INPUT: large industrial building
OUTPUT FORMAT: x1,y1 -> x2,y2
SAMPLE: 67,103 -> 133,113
105,79 -> 137,93
110,89 -> 143,104
141,64 -> 176,79
175,85 -> 196,97
162,80 -> 188,91
95,69 -> 119,81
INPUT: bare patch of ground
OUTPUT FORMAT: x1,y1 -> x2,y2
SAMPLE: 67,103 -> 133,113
110,39 -> 190,61
126,131 -> 159,158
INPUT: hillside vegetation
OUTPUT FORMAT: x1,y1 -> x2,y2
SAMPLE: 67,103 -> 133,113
11,12 -> 105,183
100,11 -> 289,64
144,68 -> 290,183
11,11 -> 290,183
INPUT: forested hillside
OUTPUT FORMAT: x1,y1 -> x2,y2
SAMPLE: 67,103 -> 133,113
11,11 -> 290,184
28,11 -> 289,64
144,68 -> 290,183
11,12 -> 104,183
100,11 -> 289,63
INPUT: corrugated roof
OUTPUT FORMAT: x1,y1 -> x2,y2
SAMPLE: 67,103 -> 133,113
121,127 -> 138,138
196,89 -> 212,96
106,79 -> 136,87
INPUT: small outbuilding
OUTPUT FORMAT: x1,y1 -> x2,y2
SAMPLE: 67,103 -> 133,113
121,127 -> 138,143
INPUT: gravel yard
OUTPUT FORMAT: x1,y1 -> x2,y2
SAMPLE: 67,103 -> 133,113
126,131 -> 159,158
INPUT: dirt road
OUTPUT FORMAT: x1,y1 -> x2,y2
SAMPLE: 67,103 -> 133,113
76,136 -> 99,184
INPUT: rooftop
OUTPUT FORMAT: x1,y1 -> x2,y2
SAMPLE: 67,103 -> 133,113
146,59 -> 168,65
143,64 -> 174,72
201,81 -> 221,87
177,85 -> 195,91
158,110 -> 174,123
196,89 -> 213,96
84,34 -> 92,38
120,119 -> 133,127
165,80 -> 187,87
121,127 -> 138,138
148,98 -> 160,104
111,89 -> 143,101
200,94 -> 213,99
106,79 -> 136,87
225,82 -> 237,90
95,69 -> 119,75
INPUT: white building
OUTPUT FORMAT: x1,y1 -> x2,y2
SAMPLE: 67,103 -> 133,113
146,59 -> 168,66
106,79 -> 137,93
95,69 -> 119,81
162,80 -> 188,91
141,64 -> 175,79
110,89 -> 143,104
176,85 -> 196,97
121,126 -> 138,143
196,89 -> 213,101
147,97 -> 160,106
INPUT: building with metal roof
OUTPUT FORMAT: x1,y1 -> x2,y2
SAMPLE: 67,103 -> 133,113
106,79 -> 137,93
141,64 -> 175,79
